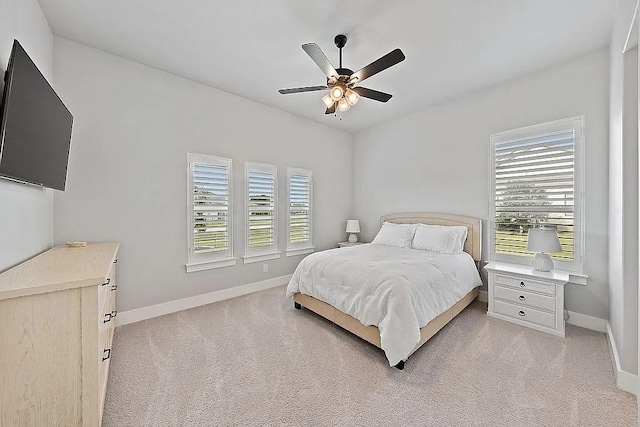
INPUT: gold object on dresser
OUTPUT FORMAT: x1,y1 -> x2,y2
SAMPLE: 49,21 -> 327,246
0,242 -> 119,426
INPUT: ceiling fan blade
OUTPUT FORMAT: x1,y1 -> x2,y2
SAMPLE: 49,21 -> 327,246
325,103 -> 336,114
302,43 -> 339,79
352,87 -> 393,102
278,85 -> 327,95
348,49 -> 405,84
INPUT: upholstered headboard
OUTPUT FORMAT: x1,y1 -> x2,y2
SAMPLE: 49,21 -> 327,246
380,212 -> 482,261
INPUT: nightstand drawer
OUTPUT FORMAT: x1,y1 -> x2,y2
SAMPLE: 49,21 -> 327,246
494,300 -> 555,329
494,285 -> 556,312
495,273 -> 555,295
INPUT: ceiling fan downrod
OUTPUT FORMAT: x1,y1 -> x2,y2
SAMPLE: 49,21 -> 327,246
334,34 -> 347,69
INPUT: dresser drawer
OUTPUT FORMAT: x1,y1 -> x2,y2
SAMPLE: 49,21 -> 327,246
494,300 -> 555,329
494,285 -> 556,312
495,273 -> 555,295
99,321 -> 111,421
98,263 -> 116,312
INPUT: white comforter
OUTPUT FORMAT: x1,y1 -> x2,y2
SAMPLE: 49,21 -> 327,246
286,244 -> 482,366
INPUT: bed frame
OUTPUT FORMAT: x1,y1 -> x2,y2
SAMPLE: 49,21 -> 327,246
292,212 -> 483,370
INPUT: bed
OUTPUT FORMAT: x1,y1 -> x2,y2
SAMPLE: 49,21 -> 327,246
286,212 -> 483,369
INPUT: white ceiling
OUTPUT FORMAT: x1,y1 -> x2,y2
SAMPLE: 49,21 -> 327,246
37,0 -> 616,134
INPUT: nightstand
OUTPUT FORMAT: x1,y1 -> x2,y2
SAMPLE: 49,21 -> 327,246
337,241 -> 367,248
485,262 -> 569,337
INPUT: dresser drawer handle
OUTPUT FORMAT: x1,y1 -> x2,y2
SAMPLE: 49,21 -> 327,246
102,278 -> 111,287
102,348 -> 111,362
518,310 -> 526,317
111,284 -> 118,291
113,259 -> 118,264
111,310 -> 118,318
520,281 -> 525,288
104,313 -> 112,323
519,295 -> 526,302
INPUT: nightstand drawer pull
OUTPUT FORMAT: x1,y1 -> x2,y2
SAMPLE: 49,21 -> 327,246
102,348 -> 111,362
519,295 -> 526,302
111,284 -> 118,291
102,278 -> 110,287
518,310 -> 526,317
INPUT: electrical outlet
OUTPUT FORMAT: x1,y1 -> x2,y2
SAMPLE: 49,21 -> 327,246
262,263 -> 268,273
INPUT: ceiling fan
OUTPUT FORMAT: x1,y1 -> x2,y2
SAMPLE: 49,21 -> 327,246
278,34 -> 405,115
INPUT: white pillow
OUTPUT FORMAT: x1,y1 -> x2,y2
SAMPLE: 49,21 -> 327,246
411,224 -> 468,254
371,222 -> 417,248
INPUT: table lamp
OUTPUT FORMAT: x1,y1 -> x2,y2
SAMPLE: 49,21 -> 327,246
346,220 -> 361,243
527,227 -> 562,272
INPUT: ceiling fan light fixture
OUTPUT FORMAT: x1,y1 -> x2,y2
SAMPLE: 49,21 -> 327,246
322,93 -> 334,108
330,85 -> 344,101
338,97 -> 351,112
345,89 -> 360,106
278,35 -> 405,116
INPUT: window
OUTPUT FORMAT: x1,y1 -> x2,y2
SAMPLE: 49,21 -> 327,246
186,153 -> 235,272
244,162 -> 280,263
286,168 -> 314,256
490,117 -> 584,271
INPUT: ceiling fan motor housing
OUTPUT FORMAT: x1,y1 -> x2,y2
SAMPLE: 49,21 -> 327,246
328,69 -> 354,85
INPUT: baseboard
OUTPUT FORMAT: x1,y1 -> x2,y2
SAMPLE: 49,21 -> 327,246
116,274 -> 292,326
566,311 -> 607,333
605,321 -> 638,396
477,290 -> 488,303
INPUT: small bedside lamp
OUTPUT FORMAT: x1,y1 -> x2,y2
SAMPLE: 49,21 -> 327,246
346,220 -> 360,243
527,227 -> 562,272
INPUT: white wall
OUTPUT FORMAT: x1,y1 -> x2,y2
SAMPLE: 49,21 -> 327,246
609,0 -> 639,375
0,0 -> 54,271
52,38 -> 352,312
353,49 -> 610,320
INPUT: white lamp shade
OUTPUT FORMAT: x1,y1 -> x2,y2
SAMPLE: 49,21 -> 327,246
527,227 -> 562,253
345,89 -> 360,106
322,94 -> 334,108
346,220 -> 360,233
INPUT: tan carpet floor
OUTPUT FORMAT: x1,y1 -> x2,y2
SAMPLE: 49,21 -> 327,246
104,285 -> 637,426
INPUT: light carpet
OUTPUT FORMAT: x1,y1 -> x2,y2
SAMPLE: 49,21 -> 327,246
104,285 -> 637,426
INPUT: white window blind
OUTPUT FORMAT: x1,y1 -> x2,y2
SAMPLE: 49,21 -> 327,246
244,163 -> 280,262
490,117 -> 583,270
287,168 -> 314,255
187,153 -> 235,271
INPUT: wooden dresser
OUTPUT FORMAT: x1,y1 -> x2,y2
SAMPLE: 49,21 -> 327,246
0,242 -> 119,426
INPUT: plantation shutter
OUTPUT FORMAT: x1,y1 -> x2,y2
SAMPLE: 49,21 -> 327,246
188,154 -> 232,262
493,127 -> 577,263
246,163 -> 277,254
288,169 -> 312,247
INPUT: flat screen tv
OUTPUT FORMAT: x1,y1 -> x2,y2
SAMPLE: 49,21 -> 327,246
0,40 -> 73,191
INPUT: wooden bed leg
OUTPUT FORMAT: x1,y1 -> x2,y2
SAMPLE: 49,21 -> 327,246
394,361 -> 405,370
294,302 -> 302,310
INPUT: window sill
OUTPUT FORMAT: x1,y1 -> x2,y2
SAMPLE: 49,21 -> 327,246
186,257 -> 237,273
285,246 -> 315,257
243,252 -> 281,264
485,260 -> 588,285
